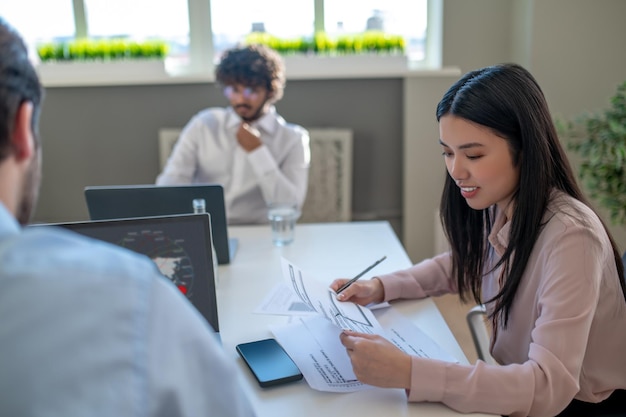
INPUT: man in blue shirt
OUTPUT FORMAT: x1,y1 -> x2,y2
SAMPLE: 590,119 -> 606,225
0,18 -> 255,417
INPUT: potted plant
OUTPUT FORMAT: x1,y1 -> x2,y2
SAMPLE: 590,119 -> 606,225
565,80 -> 626,224
36,38 -> 169,83
244,31 -> 406,57
37,38 -> 168,63
244,31 -> 408,76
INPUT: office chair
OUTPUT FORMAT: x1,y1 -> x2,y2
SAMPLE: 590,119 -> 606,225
466,305 -> 497,365
158,127 -> 354,223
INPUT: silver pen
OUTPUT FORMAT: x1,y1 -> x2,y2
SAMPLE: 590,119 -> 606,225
336,256 -> 387,294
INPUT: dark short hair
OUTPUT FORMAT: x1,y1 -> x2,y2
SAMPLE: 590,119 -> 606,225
215,44 -> 285,102
0,18 -> 43,160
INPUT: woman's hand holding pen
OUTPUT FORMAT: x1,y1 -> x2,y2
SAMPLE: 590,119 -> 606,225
330,277 -> 385,305
339,330 -> 412,389
331,261 -> 409,389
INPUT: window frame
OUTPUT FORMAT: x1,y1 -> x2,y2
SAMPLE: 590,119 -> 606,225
37,0 -> 442,87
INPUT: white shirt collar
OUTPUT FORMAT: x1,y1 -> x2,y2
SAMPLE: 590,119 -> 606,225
225,105 -> 279,135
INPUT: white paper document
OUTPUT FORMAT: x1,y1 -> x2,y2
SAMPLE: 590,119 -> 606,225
254,282 -> 316,316
280,257 -> 383,334
255,282 -> 390,316
274,257 -> 459,393
272,316 -> 363,392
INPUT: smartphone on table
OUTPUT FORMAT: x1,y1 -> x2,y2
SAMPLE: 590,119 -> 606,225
236,338 -> 303,388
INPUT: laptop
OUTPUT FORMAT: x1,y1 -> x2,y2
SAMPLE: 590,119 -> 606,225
33,214 -> 220,333
84,184 -> 237,265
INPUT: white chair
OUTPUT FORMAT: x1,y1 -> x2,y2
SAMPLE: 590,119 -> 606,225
466,304 -> 497,365
299,128 -> 353,223
157,127 -> 353,223
158,128 -> 182,170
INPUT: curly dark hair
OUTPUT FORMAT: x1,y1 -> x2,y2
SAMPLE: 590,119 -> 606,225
215,44 -> 285,102
0,18 -> 43,161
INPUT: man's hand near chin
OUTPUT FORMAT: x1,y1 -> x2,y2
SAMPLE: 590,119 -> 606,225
236,123 -> 262,152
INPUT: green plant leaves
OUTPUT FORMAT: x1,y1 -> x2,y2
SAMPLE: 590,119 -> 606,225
244,30 -> 406,56
37,39 -> 168,62
566,81 -> 626,224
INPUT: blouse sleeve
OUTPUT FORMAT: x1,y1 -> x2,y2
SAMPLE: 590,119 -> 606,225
402,212 -> 610,417
377,252 -> 457,302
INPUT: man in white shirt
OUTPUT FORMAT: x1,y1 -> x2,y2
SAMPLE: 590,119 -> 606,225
0,18 -> 255,417
156,44 -> 310,224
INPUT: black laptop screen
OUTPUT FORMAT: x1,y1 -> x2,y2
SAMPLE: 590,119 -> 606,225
51,214 -> 219,332
84,184 -> 231,265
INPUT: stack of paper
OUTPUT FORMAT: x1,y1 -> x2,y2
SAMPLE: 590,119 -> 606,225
259,258 -> 458,393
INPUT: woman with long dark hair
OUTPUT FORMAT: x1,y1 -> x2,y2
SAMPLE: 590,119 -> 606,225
331,64 -> 626,417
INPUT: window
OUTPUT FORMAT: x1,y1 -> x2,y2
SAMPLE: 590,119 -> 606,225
211,0 -> 314,62
210,0 -> 428,63
1,0 -> 439,83
83,0 -> 190,69
323,0 -> 428,61
0,0 -> 75,62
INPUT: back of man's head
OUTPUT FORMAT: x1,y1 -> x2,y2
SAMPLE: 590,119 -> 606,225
215,44 -> 286,102
0,18 -> 43,162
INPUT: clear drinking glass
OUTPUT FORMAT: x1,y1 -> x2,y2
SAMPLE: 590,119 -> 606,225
192,198 -> 219,282
267,203 -> 300,246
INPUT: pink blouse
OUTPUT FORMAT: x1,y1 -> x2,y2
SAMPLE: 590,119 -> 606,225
377,191 -> 626,416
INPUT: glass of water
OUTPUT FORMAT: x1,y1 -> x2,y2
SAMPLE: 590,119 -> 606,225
267,203 -> 301,246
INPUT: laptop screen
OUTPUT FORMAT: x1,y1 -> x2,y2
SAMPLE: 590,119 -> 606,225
41,214 -> 220,333
83,184 -> 233,265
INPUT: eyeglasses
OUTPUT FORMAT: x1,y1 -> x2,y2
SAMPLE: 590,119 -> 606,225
223,85 -> 259,100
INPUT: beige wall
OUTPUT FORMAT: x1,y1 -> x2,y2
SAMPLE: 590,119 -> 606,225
403,72 -> 460,262
403,0 -> 626,262
529,0 -> 626,255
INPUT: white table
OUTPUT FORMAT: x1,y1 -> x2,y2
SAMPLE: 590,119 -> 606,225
218,221 -> 493,417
